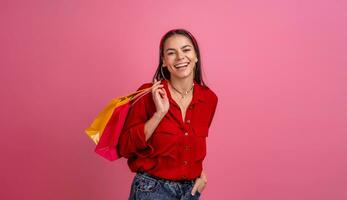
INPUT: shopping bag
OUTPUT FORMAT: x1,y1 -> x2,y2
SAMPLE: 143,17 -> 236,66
85,86 -> 152,161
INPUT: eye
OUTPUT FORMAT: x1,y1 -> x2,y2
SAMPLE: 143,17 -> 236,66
183,49 -> 191,52
167,52 -> 174,55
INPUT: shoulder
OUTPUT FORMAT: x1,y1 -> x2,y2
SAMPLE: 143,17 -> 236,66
134,82 -> 153,104
129,82 -> 154,111
200,85 -> 218,105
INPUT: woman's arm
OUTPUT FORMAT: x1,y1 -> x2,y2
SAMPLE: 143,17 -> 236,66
117,79 -> 169,158
144,111 -> 165,141
144,79 -> 169,141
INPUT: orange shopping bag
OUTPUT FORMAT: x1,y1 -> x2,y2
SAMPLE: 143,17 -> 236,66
85,86 -> 152,161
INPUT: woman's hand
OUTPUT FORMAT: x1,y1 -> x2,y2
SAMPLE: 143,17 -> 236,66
152,78 -> 169,117
191,171 -> 208,196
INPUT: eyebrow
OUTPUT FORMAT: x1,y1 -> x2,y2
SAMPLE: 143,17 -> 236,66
165,45 -> 192,52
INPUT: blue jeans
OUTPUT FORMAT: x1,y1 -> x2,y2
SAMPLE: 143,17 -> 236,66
128,172 -> 201,200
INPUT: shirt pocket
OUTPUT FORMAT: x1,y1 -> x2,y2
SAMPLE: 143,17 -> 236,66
154,116 -> 179,135
192,125 -> 208,161
150,118 -> 180,157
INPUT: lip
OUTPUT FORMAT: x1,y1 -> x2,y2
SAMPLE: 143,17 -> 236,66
174,62 -> 190,67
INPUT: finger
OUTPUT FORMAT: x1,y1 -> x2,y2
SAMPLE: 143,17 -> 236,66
152,86 -> 164,99
191,182 -> 199,196
152,79 -> 161,88
153,79 -> 161,85
154,89 -> 163,97
158,89 -> 166,97
152,83 -> 163,88
151,84 -> 164,92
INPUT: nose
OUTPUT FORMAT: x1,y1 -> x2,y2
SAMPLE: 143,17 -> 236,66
176,50 -> 185,60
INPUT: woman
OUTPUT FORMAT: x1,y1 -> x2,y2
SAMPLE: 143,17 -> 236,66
118,29 -> 218,200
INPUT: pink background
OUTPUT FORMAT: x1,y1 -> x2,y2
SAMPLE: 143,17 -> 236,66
1,0 -> 346,199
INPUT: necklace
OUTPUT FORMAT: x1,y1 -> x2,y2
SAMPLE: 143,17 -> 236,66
169,81 -> 194,99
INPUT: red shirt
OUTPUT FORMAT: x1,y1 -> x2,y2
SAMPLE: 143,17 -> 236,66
117,79 -> 218,181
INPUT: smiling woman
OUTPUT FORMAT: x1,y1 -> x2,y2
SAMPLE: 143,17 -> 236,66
162,36 -> 197,83
117,29 -> 218,200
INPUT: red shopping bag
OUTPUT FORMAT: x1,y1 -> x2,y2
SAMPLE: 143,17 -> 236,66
94,102 -> 130,161
85,86 -> 152,161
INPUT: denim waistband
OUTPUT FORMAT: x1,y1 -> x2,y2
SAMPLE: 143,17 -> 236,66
136,171 -> 195,185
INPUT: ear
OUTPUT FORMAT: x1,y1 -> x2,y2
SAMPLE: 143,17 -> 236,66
161,57 -> 166,66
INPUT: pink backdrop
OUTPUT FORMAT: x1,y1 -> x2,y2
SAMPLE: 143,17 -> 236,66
1,0 -> 346,199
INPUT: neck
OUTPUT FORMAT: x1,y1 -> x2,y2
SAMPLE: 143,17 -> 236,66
168,76 -> 194,92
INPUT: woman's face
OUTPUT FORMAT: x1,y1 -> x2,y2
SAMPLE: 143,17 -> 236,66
162,35 -> 198,80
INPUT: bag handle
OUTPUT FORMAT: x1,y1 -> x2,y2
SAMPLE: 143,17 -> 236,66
131,89 -> 151,106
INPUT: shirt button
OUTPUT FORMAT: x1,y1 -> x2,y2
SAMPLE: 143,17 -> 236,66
182,175 -> 187,179
184,145 -> 189,150
186,119 -> 190,124
183,160 -> 188,165
184,132 -> 189,136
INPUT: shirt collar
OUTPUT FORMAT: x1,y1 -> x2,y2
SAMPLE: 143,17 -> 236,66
162,79 -> 205,106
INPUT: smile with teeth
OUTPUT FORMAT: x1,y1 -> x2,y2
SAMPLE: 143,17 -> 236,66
174,62 -> 189,69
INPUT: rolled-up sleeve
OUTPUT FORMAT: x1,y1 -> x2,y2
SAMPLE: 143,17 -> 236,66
117,84 -> 154,158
